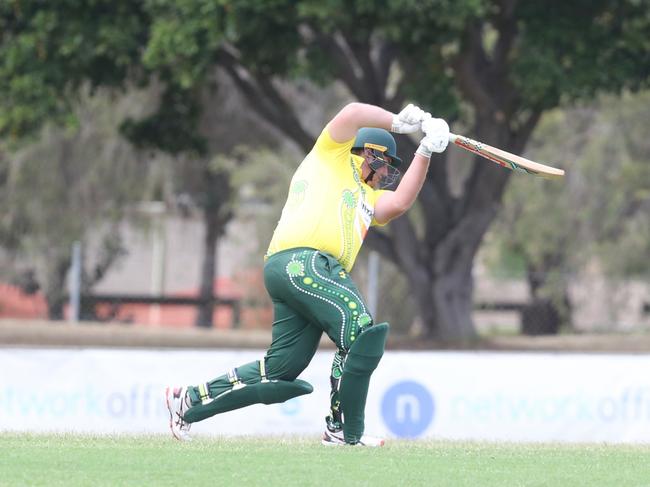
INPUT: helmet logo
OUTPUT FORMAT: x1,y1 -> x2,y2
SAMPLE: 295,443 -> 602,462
364,142 -> 388,152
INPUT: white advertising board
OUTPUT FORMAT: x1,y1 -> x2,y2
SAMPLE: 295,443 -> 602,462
1,348 -> 650,443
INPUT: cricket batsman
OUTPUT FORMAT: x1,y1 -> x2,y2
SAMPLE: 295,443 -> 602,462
165,102 -> 449,445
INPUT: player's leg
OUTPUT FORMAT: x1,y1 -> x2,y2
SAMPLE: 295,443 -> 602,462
165,252 -> 323,440
272,248 -> 386,445
180,302 -> 321,423
334,322 -> 388,444
324,349 -> 345,432
321,346 -> 383,447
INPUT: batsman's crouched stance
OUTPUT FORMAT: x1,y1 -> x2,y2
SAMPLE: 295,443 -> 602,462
165,101 -> 450,445
181,248 -> 388,444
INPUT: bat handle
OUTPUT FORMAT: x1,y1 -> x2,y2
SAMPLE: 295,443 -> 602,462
448,133 -> 459,143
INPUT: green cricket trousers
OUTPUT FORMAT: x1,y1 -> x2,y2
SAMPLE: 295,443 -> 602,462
184,247 -> 383,442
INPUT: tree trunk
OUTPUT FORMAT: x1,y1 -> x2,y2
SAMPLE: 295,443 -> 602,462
367,123 -> 516,341
194,169 -> 232,328
430,272 -> 475,342
195,209 -> 219,328
391,116 -> 511,340
429,190 -> 503,341
521,261 -> 572,335
521,299 -> 561,335
219,16 -> 537,342
45,254 -> 71,320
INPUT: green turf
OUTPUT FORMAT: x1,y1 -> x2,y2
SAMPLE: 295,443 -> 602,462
1,434 -> 649,487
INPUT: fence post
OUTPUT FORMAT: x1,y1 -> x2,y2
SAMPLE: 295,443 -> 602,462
69,241 -> 82,323
147,201 -> 166,326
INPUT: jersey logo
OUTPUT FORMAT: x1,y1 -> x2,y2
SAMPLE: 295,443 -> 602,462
339,189 -> 357,266
287,179 -> 308,207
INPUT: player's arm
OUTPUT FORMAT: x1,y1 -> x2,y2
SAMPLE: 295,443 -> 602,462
374,117 -> 450,224
326,103 -> 392,143
327,102 -> 427,143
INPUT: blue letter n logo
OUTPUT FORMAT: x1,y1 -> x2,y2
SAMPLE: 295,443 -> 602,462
381,381 -> 435,438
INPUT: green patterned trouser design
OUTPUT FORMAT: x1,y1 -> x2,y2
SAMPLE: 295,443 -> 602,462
185,248 -> 376,437
280,249 -> 374,431
283,249 -> 372,350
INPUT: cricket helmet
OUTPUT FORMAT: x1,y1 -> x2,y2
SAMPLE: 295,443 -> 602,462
352,128 -> 402,168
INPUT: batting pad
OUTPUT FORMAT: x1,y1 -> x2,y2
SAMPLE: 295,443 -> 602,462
338,322 -> 389,443
183,379 -> 313,423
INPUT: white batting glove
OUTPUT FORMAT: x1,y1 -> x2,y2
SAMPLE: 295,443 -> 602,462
391,103 -> 427,134
416,115 -> 450,157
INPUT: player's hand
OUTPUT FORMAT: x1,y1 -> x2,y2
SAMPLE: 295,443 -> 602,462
416,115 -> 450,157
391,104 -> 427,134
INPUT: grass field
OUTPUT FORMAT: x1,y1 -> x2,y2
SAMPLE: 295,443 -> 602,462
2,435 -> 650,486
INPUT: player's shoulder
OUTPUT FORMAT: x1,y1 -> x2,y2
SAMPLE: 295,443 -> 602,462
314,126 -> 355,154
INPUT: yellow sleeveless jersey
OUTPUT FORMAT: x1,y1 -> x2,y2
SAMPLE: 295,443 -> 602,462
266,127 -> 386,271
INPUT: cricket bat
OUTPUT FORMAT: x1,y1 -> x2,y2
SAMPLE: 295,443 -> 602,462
449,133 -> 565,179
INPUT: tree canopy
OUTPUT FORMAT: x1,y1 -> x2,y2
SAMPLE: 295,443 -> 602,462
490,91 -> 650,281
2,0 -> 649,339
0,88 -> 158,317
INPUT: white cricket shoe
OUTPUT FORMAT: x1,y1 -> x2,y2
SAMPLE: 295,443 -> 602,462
165,386 -> 192,442
322,428 -> 385,447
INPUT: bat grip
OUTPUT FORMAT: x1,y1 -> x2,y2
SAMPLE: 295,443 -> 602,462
448,133 -> 459,143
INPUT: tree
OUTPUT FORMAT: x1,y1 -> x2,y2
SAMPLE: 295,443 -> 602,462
486,91 -> 650,334
0,89 -> 154,318
2,0 -> 649,339
121,72 -> 282,327
0,1 -> 148,141
135,0 -> 650,340
0,1 -> 277,327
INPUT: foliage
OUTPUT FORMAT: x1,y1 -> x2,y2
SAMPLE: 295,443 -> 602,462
0,0 -> 147,140
590,93 -> 650,276
486,91 -> 650,306
6,1 -> 647,144
0,88 -> 156,316
513,1 -> 650,106
2,0 -> 649,337
224,147 -> 296,249
120,87 -> 208,155
3,0 -> 648,170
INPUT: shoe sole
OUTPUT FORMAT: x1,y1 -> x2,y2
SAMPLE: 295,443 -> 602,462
321,439 -> 385,447
165,386 -> 182,441
321,438 -> 344,446
321,432 -> 384,447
